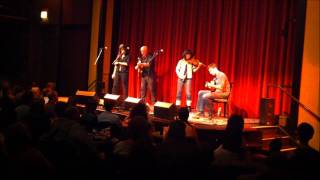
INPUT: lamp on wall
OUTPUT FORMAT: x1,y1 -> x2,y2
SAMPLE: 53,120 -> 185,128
40,10 -> 48,22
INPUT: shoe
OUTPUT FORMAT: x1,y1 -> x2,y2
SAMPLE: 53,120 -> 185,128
193,112 -> 204,119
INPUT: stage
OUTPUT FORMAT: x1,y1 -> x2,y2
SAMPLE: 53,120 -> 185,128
108,107 -> 260,130
104,107 -> 265,150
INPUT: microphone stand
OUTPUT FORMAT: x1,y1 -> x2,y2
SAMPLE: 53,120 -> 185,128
94,48 -> 104,65
88,48 -> 104,91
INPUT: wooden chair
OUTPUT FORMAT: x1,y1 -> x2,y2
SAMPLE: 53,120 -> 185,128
211,82 -> 233,117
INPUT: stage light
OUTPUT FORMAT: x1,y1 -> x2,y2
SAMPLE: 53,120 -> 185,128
40,10 -> 48,21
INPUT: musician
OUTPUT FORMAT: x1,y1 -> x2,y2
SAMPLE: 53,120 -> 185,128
112,44 -> 130,98
175,49 -> 202,110
135,46 -> 156,103
194,63 -> 230,119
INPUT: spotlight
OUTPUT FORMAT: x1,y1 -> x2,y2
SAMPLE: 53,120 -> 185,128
40,10 -> 48,22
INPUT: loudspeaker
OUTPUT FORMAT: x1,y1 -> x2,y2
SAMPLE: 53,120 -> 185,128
124,97 -> 142,110
75,90 -> 96,105
104,94 -> 120,106
58,96 -> 69,103
154,101 -> 177,120
259,98 -> 275,125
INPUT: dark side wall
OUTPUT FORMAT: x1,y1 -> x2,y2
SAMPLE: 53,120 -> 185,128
0,0 -> 92,96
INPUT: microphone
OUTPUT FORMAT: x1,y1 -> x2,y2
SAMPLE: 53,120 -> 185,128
99,46 -> 108,50
156,49 -> 164,53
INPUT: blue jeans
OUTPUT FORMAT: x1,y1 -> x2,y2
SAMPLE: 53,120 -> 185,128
176,79 -> 192,106
196,90 -> 211,112
196,90 -> 229,112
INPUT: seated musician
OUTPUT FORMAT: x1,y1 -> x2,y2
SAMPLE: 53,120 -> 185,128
194,63 -> 230,119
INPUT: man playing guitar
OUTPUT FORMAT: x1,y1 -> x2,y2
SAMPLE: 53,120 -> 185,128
135,46 -> 157,104
194,63 -> 230,119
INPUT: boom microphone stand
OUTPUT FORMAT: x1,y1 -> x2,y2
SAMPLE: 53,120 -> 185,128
88,47 -> 107,91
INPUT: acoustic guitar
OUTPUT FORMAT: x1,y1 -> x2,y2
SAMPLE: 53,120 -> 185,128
205,81 -> 216,92
135,49 -> 163,74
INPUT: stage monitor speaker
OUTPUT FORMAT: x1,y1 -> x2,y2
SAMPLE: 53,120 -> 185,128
154,101 -> 177,120
124,97 -> 142,110
259,98 -> 275,125
104,94 -> 120,105
76,90 -> 96,97
58,96 -> 69,103
75,90 -> 96,105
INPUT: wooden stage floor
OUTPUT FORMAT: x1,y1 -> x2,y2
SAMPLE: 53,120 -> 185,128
110,108 -> 263,132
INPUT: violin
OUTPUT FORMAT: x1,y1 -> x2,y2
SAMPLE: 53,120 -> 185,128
186,58 -> 206,67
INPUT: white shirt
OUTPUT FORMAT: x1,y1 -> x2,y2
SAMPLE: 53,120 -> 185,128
176,59 -> 195,79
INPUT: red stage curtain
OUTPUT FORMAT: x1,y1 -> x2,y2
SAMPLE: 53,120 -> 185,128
112,0 -> 302,118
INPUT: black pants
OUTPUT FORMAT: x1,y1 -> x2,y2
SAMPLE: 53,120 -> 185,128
140,75 -> 156,103
112,72 -> 128,98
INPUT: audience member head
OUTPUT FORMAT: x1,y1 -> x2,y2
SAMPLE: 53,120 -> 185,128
29,98 -> 45,115
12,85 -> 24,98
128,116 -> 152,141
110,124 -> 122,139
167,120 -> 186,141
65,106 -> 81,121
223,114 -> 244,153
297,122 -> 314,146
31,86 -> 42,99
225,114 -> 244,133
0,79 -> 10,89
42,82 -> 57,98
47,91 -> 58,103
0,97 -> 16,128
0,80 -> 14,100
104,101 -> 115,112
85,98 -> 98,113
129,103 -> 149,120
269,138 -> 282,153
5,122 -> 32,152
178,107 -> 189,123
19,90 -> 33,106
46,82 -> 56,90
54,102 -> 68,117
